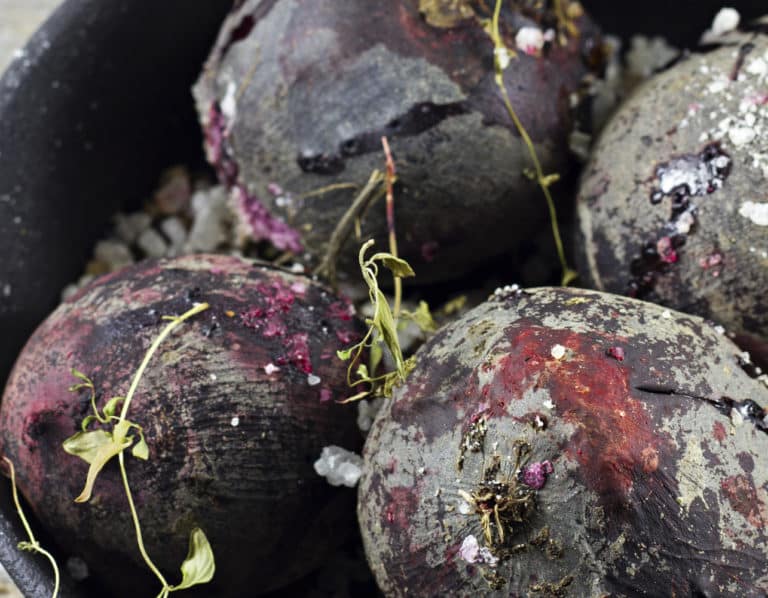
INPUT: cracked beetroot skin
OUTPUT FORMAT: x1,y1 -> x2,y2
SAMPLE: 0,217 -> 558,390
575,34 -> 768,364
193,0 -> 603,283
0,254 -> 364,596
359,286 -> 768,597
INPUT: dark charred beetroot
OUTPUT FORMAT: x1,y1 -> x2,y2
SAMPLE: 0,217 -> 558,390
193,0 -> 603,283
0,254 -> 364,596
359,286 -> 768,596
576,33 -> 768,360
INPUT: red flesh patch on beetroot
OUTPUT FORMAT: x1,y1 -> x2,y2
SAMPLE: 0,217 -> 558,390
383,486 -> 418,531
713,421 -> 727,443
720,474 -> 767,528
479,325 -> 670,501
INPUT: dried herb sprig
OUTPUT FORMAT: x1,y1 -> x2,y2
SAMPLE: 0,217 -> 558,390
458,441 -> 536,548
337,240 -> 418,403
3,457 -> 60,598
63,302 -> 215,597
487,0 -> 578,286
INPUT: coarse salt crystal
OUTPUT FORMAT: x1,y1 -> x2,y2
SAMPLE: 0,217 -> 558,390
314,446 -> 363,487
661,310 -> 672,319
550,344 -> 566,360
708,79 -> 728,94
747,57 -> 768,77
675,211 -> 696,235
264,363 -> 280,374
515,26 -> 545,56
711,7 -> 740,37
220,81 -> 238,123
230,416 -> 240,427
459,535 -> 480,563
728,126 -> 755,146
739,201 -> 768,226
307,374 -> 321,386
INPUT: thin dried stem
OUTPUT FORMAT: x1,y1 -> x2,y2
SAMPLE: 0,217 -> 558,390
381,136 -> 402,317
313,170 -> 385,287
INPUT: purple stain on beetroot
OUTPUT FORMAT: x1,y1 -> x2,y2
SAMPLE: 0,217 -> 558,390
240,280 -> 316,372
520,460 -> 554,490
234,185 -> 303,253
629,144 -> 731,298
204,101 -> 303,252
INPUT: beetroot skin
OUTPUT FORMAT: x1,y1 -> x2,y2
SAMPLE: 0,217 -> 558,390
0,254 -> 364,596
359,287 -> 768,596
193,0 -> 603,283
576,34 -> 768,360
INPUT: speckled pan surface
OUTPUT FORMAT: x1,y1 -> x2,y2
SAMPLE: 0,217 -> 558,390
359,286 -> 768,597
576,33 -> 768,351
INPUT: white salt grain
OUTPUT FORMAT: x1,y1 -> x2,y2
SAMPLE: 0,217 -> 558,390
94,240 -> 134,270
739,201 -> 768,226
137,229 -> 168,258
728,126 -> 756,146
515,27 -> 545,56
264,363 -> 280,374
459,535 -> 480,563
550,344 -> 566,360
313,446 -> 363,487
711,7 -> 740,37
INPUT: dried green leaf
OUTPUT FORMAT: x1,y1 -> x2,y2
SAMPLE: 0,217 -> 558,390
372,289 -> 405,377
402,301 -> 437,333
418,0 -> 475,28
370,253 -> 415,278
337,391 -> 371,404
441,295 -> 467,315
103,396 -> 125,418
63,430 -> 114,465
171,528 -> 215,591
369,340 -> 383,376
72,421 -> 133,503
132,436 -> 149,460
380,355 -> 417,397
80,415 -> 98,432
561,268 -> 579,287
355,363 -> 370,380
70,368 -> 92,384
336,347 -> 354,361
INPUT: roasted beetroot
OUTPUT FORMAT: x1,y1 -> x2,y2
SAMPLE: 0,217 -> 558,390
359,286 -> 768,596
576,33 -> 768,359
0,254 -> 364,596
193,0 -> 603,283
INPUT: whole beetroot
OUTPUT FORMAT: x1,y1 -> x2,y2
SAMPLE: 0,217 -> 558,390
0,254 -> 364,596
193,0 -> 603,283
359,286 -> 768,596
576,33 -> 768,360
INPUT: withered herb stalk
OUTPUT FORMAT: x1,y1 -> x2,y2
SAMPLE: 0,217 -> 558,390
3,457 -> 60,598
487,0 -> 578,286
63,302 -> 215,597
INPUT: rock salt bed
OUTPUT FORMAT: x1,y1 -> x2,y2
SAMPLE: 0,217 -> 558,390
61,178 -> 238,301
